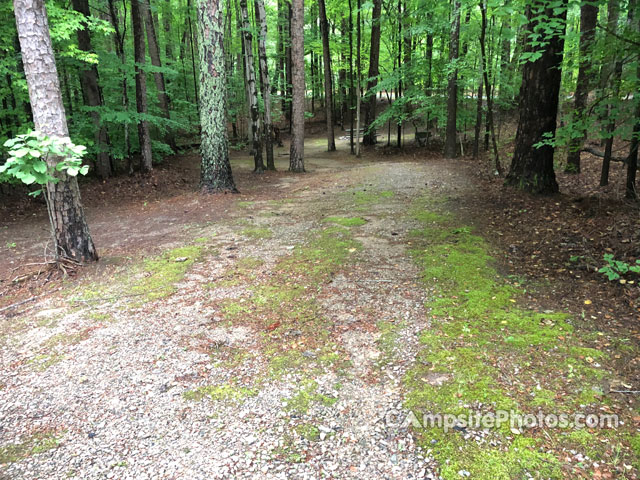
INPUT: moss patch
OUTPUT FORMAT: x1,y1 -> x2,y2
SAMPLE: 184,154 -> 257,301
240,227 -> 273,239
285,379 -> 338,414
405,197 -> 637,479
183,383 -> 257,403
0,432 -> 61,464
322,216 -> 367,227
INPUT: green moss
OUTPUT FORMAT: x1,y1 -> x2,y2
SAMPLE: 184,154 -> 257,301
295,423 -> 320,441
28,353 -> 64,371
376,320 -> 402,368
240,227 -> 273,239
183,383 -> 257,403
285,380 -> 337,414
0,432 -> 61,464
87,311 -> 114,323
131,246 -> 203,301
630,434 -> 640,469
323,216 -> 367,227
404,197 -> 628,479
43,330 -> 90,349
237,201 -> 255,208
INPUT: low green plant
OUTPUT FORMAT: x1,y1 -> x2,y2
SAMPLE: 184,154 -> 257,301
598,254 -> 640,281
1,131 -> 89,196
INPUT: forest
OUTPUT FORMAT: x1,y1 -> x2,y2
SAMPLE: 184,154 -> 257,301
0,0 -> 639,478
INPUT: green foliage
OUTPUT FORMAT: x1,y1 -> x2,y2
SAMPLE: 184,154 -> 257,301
598,254 -> 640,282
1,131 -> 89,195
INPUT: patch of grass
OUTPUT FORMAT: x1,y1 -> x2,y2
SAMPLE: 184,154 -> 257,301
240,227 -> 272,239
87,311 -> 114,323
0,432 -> 61,464
323,216 -> 367,227
183,383 -> 257,403
376,320 -> 402,368
404,197 -> 634,479
237,201 -> 255,208
295,423 -> 320,441
28,353 -> 65,371
285,379 -> 337,414
131,246 -> 203,301
352,189 -> 394,207
43,330 -> 90,349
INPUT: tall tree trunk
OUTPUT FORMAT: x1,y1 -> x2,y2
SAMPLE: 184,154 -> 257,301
13,0 -> 98,262
626,0 -> 639,199
473,77 -> 483,158
163,0 -> 174,60
187,0 -> 200,112
355,0 -> 362,156
286,2 -> 293,130
565,0 -> 597,173
348,0 -> 355,154
71,0 -> 112,179
277,0 -> 286,111
444,0 -> 461,158
131,0 -> 153,173
505,0 -> 567,194
318,0 -> 335,151
143,0 -> 176,150
363,0 -> 381,145
196,0 -> 237,192
396,0 -> 402,147
254,0 -> 275,169
480,0 -> 501,174
600,0 -> 623,186
289,0 -> 305,172
240,0 -> 264,172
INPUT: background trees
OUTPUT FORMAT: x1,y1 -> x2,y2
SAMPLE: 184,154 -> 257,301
1,0 -> 639,198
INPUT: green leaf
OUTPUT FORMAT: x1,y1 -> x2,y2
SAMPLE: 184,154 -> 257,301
33,160 -> 47,173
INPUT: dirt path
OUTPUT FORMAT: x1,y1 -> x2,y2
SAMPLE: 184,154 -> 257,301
0,138 -> 456,479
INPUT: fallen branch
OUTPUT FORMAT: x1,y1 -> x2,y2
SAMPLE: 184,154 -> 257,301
581,147 -> 634,167
0,295 -> 42,315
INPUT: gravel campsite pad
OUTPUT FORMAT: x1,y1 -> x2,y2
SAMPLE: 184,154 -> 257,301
1,152 -> 639,479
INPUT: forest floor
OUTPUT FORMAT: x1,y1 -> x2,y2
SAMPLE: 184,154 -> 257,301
0,132 -> 639,479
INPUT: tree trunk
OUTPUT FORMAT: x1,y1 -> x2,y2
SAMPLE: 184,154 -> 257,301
289,0 -> 305,172
254,0 -> 275,170
473,78 -> 483,158
318,0 -> 335,151
348,0 -> 355,154
363,0 -> 381,145
626,0 -> 639,199
143,0 -> 176,150
565,1 -> 597,173
444,0 -> 460,158
355,0 -> 362,156
71,0 -> 112,179
13,0 -> 98,263
479,0 -> 501,174
239,0 -> 264,172
600,0 -> 623,186
396,0 -> 402,147
505,0 -> 567,194
163,0 -> 174,60
196,0 -> 237,192
131,0 -> 153,173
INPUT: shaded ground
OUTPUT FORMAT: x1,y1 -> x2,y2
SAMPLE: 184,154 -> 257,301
0,133 -> 639,479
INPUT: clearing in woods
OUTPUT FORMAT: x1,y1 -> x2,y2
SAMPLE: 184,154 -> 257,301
0,136 -> 639,479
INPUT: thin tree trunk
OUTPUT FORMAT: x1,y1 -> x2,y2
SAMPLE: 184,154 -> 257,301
71,0 -> 112,179
240,0 -> 264,172
444,0 -> 461,158
254,0 -> 275,169
396,0 -> 402,147
196,0 -> 238,192
363,0 -> 381,145
289,0 -> 305,172
187,0 -> 200,112
143,0 -> 176,150
355,0 -> 362,156
348,0 -> 355,154
506,0 -> 567,193
473,78 -> 483,158
318,0 -> 335,151
565,0 -> 597,173
626,0 -> 639,199
131,0 -> 153,173
13,0 -> 98,262
163,0 -> 173,60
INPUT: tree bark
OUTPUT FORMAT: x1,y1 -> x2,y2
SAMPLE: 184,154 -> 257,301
355,0 -> 362,156
626,0 -> 639,199
362,0 -> 381,146
239,0 -> 264,172
13,0 -> 98,263
196,0 -> 237,192
444,0 -> 461,158
505,0 -> 567,194
318,0 -> 335,151
143,0 -> 176,151
565,1 -> 597,173
254,0 -> 275,169
71,0 -> 112,179
131,0 -> 153,173
289,0 -> 305,172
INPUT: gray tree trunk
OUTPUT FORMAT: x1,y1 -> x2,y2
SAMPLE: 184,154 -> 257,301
143,0 -> 176,151
239,0 -> 264,172
71,0 -> 112,179
318,0 -> 335,151
196,0 -> 237,192
131,0 -> 153,173
254,0 -> 275,169
289,0 -> 305,172
13,0 -> 98,262
444,0 -> 460,158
